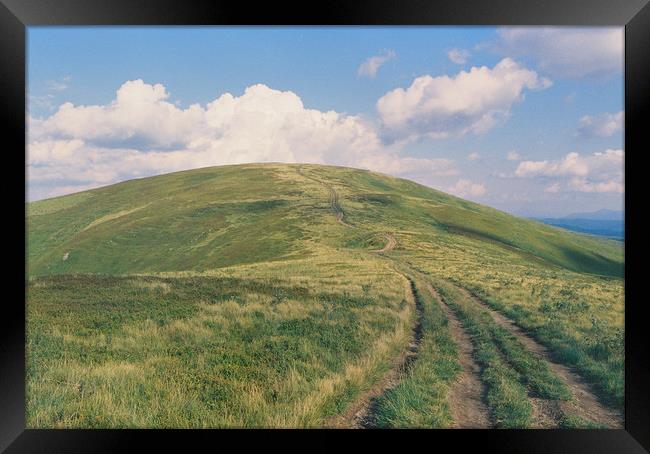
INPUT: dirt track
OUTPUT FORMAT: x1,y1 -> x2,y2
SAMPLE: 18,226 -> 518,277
297,168 -> 355,229
326,185 -> 352,227
458,287 -> 623,428
426,284 -> 492,428
297,168 -> 619,428
326,275 -> 423,429
373,234 -> 397,253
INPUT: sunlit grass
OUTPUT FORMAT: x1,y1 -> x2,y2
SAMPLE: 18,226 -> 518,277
26,163 -> 624,427
372,275 -> 461,428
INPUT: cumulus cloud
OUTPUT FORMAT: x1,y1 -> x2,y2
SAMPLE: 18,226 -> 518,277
28,79 -> 458,199
506,150 -> 521,161
31,80 -> 204,150
357,50 -> 396,78
515,149 -> 623,193
468,152 -> 480,161
353,154 -> 458,179
447,48 -> 470,64
447,179 -> 486,198
494,27 -> 623,79
376,58 -> 551,141
578,111 -> 623,138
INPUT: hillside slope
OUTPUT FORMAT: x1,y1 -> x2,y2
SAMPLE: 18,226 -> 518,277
26,163 -> 625,428
27,163 -> 623,277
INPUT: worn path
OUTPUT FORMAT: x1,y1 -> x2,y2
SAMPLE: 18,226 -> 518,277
326,275 -> 424,429
426,284 -> 492,428
458,287 -> 623,428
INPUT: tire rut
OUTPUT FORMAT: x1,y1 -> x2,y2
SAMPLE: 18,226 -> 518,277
372,233 -> 397,254
327,185 -> 355,228
458,286 -> 623,428
329,275 -> 423,429
296,167 -> 355,229
425,284 -> 492,428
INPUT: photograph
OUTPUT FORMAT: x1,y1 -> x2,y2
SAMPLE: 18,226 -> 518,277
24,25 -> 625,430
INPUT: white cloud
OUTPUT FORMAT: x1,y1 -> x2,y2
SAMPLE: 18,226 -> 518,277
29,94 -> 55,112
569,178 -> 625,193
515,150 -> 621,178
28,80 -> 458,200
376,58 -> 551,141
506,150 -> 520,161
448,48 -> 470,64
468,152 -> 480,161
568,178 -> 623,193
357,50 -> 396,78
36,183 -> 105,201
578,111 -> 623,138
46,75 -> 71,92
494,27 -> 623,79
544,182 -> 561,193
447,179 -> 486,198
31,79 -> 205,149
515,149 -> 623,193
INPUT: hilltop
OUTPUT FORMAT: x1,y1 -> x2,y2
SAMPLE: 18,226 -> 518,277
27,163 -> 623,277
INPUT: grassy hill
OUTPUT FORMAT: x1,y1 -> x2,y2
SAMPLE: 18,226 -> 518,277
26,163 -> 624,428
27,163 -> 622,277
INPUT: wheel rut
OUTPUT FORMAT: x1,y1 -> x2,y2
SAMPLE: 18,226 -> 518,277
297,168 -> 596,428
327,184 -> 355,228
458,286 -> 623,428
425,284 -> 492,428
296,167 -> 354,229
372,233 -> 397,254
328,274 -> 423,429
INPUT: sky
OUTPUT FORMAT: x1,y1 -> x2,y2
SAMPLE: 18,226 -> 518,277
27,27 -> 624,217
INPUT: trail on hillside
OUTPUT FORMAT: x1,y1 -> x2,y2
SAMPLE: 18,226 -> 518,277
293,167 -> 616,428
425,284 -> 492,428
327,184 -> 355,228
457,287 -> 623,428
372,233 -> 397,254
296,167 -> 355,228
355,277 -> 424,428
326,275 -> 424,429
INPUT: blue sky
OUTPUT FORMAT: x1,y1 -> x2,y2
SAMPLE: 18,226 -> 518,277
27,27 -> 624,216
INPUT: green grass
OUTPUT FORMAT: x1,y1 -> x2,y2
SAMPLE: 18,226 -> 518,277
488,322 -> 570,401
467,284 -> 624,409
560,415 -> 607,429
371,276 -> 461,428
28,163 -> 623,278
26,163 -> 625,428
27,267 -> 412,428
433,279 -> 533,428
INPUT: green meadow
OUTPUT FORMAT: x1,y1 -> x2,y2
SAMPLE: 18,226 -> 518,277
26,163 -> 624,428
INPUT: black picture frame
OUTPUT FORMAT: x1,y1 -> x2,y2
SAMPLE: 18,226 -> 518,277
2,0 -> 648,451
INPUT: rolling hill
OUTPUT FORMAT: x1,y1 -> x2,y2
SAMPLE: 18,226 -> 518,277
26,163 -> 625,428
27,163 -> 623,278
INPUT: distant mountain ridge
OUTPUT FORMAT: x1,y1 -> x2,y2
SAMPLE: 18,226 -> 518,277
562,209 -> 624,221
533,209 -> 624,240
